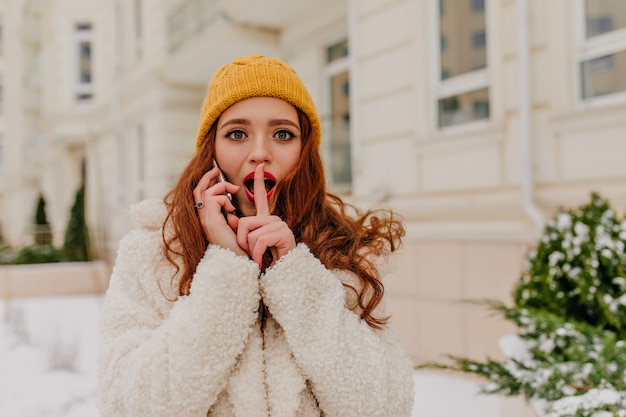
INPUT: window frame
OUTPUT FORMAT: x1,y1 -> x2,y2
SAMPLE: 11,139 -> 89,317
0,133 -> 4,176
74,21 -> 95,102
323,39 -> 352,194
0,74 -> 3,114
431,0 -> 491,133
134,0 -> 143,60
115,2 -> 124,76
574,0 -> 626,107
0,14 -> 4,56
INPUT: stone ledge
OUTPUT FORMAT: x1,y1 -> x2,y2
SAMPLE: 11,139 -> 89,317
0,261 -> 110,299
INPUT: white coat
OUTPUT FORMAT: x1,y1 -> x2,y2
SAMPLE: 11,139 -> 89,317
97,199 -> 415,416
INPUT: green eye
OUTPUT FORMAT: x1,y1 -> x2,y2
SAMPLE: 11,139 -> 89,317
275,130 -> 294,140
227,130 -> 246,140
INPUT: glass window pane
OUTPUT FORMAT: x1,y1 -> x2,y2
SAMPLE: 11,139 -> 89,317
327,40 -> 348,64
0,15 -> 3,56
471,30 -> 486,49
439,0 -> 487,79
115,4 -> 124,74
585,0 -> 626,38
0,134 -> 4,175
76,93 -> 93,101
438,88 -> 490,128
79,41 -> 92,83
330,70 -> 352,186
581,50 -> 626,99
76,22 -> 92,31
471,0 -> 485,12
135,0 -> 143,59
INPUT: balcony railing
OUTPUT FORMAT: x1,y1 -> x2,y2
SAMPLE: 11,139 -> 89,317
167,0 -> 220,53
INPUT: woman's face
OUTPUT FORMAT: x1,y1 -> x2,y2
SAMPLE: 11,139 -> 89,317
214,97 -> 303,217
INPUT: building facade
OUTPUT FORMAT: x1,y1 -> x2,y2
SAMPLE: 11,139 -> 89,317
1,0 -> 626,374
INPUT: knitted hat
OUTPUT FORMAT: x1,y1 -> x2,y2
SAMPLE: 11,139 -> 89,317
195,55 -> 322,151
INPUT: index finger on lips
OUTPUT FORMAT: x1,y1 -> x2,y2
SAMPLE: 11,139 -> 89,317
254,163 -> 270,217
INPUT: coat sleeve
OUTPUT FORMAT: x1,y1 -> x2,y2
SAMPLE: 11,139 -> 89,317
259,243 -> 415,417
97,226 -> 261,417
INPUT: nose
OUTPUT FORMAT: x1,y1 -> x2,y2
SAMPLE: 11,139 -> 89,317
248,135 -> 271,164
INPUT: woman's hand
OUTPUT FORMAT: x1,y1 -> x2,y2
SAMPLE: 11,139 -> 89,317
237,163 -> 296,267
192,167 -> 246,257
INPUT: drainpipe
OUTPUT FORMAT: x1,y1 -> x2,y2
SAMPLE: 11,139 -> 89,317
517,0 -> 544,235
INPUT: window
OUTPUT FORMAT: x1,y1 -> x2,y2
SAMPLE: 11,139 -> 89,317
471,30 -> 486,49
327,39 -> 348,63
135,124 -> 145,202
134,0 -> 143,60
0,15 -> 3,56
438,88 -> 489,127
115,3 -> 124,75
435,0 -> 489,128
581,51 -> 626,99
75,22 -> 94,101
0,134 -> 3,175
471,0 -> 485,13
324,40 -> 352,192
578,0 -> 626,100
587,16 -> 613,37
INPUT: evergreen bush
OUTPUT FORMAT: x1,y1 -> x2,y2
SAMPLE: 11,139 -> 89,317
0,225 -> 14,264
14,244 -> 62,264
34,193 -> 52,245
62,186 -> 90,262
0,245 -> 15,264
422,193 -> 626,417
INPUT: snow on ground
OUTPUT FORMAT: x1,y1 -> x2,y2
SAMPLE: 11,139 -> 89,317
0,295 -> 502,417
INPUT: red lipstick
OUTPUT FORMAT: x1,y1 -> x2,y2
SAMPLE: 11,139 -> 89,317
244,170 -> 277,201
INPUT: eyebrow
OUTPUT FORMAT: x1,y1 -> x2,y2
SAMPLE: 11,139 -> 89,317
219,118 -> 300,130
268,119 -> 300,130
220,118 -> 250,128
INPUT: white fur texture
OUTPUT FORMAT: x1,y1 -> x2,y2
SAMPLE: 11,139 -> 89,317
98,199 -> 414,416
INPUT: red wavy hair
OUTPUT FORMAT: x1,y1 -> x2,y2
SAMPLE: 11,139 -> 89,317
163,109 -> 405,329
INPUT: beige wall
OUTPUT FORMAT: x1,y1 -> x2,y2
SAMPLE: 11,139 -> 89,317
0,261 -> 110,298
387,240 -> 527,363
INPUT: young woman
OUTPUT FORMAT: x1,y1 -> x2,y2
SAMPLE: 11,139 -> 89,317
98,55 -> 415,417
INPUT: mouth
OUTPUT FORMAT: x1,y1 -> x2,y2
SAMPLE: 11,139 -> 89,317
244,171 -> 277,201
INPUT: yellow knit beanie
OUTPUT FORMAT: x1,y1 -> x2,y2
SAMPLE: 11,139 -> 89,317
195,55 -> 322,151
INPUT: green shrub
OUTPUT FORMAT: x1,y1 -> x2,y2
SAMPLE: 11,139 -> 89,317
34,193 -> 52,245
62,186 -> 90,262
514,193 -> 626,336
421,193 -> 626,417
14,244 -> 62,264
0,245 -> 15,264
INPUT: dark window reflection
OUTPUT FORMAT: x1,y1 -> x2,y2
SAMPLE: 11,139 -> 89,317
330,71 -> 352,186
438,88 -> 490,128
581,51 -> 626,99
439,0 -> 487,79
585,0 -> 626,38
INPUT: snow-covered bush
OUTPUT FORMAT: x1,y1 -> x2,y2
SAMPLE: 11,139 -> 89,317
423,193 -> 626,417
515,193 -> 626,336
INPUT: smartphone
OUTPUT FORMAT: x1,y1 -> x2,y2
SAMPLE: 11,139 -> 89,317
212,159 -> 235,216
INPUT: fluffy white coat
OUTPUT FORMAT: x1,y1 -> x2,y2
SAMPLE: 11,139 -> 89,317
97,199 -> 415,416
